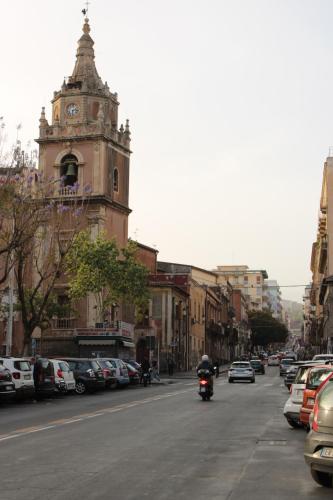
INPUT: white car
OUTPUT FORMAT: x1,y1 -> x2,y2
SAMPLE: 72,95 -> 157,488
49,359 -> 76,393
0,357 -> 34,398
268,355 -> 280,366
283,363 -> 316,428
312,354 -> 333,362
228,362 -> 255,383
107,358 -> 130,386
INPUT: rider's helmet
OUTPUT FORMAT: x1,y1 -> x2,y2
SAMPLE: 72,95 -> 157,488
202,354 -> 209,362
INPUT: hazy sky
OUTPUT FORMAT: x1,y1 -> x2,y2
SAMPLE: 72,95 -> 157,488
1,0 -> 332,302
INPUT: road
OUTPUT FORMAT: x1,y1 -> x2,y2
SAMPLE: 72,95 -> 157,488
0,366 -> 331,500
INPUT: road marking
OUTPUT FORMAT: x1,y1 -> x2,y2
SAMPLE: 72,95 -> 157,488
0,387 -> 197,443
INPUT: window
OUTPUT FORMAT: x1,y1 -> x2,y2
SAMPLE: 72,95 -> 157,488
113,167 -> 119,192
60,154 -> 78,187
256,276 -> 261,284
244,276 -> 248,283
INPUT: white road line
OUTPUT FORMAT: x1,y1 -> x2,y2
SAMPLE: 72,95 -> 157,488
63,418 -> 83,424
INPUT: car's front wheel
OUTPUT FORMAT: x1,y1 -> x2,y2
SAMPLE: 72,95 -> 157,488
228,378 -> 233,383
286,418 -> 301,429
250,378 -> 255,383
75,381 -> 87,395
311,469 -> 333,488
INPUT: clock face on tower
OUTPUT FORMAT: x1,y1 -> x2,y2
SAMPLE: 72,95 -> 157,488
66,103 -> 79,117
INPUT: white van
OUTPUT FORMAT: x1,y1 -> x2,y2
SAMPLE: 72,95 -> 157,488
0,357 -> 34,398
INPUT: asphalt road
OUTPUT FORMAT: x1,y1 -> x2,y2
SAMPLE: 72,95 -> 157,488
0,367 -> 332,500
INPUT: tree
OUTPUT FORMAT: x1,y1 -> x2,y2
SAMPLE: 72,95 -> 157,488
66,231 -> 150,323
0,144 -> 90,354
249,310 -> 288,348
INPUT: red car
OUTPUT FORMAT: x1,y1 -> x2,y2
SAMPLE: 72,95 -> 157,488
125,363 -> 140,385
300,365 -> 333,427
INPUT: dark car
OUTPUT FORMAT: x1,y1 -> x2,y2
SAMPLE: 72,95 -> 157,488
280,358 -> 294,376
60,358 -> 105,394
0,365 -> 16,401
95,359 -> 117,389
250,359 -> 265,374
33,358 -> 58,398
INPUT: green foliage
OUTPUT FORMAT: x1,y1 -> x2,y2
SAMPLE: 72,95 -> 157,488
66,232 -> 149,320
249,310 -> 288,347
17,290 -> 72,330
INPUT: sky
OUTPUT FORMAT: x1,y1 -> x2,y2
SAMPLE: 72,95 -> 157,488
1,0 -> 332,303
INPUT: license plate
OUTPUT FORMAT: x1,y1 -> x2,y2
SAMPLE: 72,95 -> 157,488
68,384 -> 75,389
200,386 -> 206,392
24,375 -> 31,380
5,386 -> 12,391
321,447 -> 333,458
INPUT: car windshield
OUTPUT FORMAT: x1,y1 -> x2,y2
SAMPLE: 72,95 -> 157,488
294,366 -> 311,384
250,361 -> 260,366
58,362 -> 70,372
281,359 -> 293,365
307,368 -> 333,389
319,380 -> 333,410
231,363 -> 250,368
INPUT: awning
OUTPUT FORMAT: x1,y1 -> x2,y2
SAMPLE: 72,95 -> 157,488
121,341 -> 135,348
78,339 -> 116,346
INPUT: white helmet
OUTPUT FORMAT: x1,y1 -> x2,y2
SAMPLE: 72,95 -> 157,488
202,354 -> 209,362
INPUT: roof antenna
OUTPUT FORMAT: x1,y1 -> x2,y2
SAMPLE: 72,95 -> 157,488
82,0 -> 90,17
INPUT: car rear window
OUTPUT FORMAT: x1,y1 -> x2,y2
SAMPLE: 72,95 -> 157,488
58,362 -> 70,372
231,363 -> 250,368
319,381 -> 333,410
251,361 -> 260,365
294,366 -> 311,384
14,361 -> 31,371
307,368 -> 333,389
281,359 -> 293,365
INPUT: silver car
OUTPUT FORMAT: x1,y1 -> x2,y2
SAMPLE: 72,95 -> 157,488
228,362 -> 255,383
304,377 -> 333,488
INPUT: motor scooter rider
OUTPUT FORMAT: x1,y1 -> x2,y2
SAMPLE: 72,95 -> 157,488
141,357 -> 151,384
197,355 -> 215,389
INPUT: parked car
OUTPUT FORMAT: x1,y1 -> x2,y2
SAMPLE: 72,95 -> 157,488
312,354 -> 333,363
268,355 -> 280,366
60,358 -> 105,394
0,357 -> 34,399
95,359 -> 117,389
250,359 -> 265,374
107,358 -> 130,386
125,362 -> 140,385
228,362 -> 255,383
279,358 -> 294,376
49,359 -> 76,393
284,361 -> 315,390
300,365 -> 333,428
0,364 -> 16,401
32,358 -> 58,398
304,376 -> 333,487
283,362 -> 321,428
123,359 -> 141,371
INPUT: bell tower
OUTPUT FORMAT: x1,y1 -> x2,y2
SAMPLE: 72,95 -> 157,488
37,16 -> 131,247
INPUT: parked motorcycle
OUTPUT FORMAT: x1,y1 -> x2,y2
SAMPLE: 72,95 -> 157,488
198,368 -> 213,401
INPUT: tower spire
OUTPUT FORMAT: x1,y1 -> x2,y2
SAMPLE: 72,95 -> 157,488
68,7 -> 103,92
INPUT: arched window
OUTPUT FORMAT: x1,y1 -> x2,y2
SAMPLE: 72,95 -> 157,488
60,154 -> 78,187
113,167 -> 119,192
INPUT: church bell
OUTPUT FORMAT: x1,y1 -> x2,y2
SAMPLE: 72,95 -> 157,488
66,163 -> 76,176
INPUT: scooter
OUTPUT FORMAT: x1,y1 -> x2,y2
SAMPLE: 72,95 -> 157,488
198,369 -> 213,401
142,369 -> 152,387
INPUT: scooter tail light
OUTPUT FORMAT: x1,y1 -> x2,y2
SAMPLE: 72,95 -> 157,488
200,380 -> 208,385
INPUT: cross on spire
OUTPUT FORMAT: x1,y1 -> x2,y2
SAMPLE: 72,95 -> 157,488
82,0 -> 90,17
